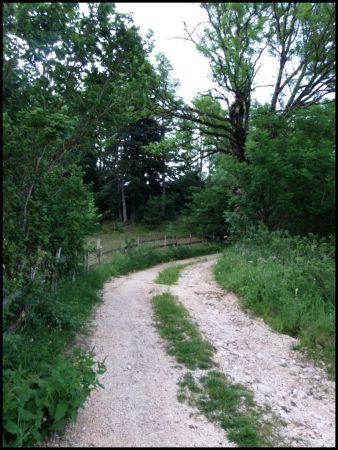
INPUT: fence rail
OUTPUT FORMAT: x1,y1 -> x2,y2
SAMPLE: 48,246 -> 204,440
3,233 -> 218,312
84,234 -> 208,270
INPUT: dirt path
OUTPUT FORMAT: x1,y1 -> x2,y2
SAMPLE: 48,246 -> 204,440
46,255 -> 335,447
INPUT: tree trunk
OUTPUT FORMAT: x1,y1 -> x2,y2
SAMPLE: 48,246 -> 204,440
161,169 -> 166,218
199,142 -> 203,183
229,96 -> 247,162
121,180 -> 128,223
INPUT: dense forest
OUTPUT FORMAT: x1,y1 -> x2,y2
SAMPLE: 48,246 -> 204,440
3,3 -> 335,447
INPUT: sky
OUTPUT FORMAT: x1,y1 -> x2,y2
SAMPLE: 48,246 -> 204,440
113,2 -> 276,105
114,2 -> 219,103
80,2 -> 276,105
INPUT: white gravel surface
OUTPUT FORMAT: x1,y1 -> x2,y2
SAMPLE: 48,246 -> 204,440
44,254 -> 335,447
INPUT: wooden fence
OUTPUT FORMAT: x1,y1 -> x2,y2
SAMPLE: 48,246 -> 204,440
84,234 -> 209,270
3,233 -> 217,315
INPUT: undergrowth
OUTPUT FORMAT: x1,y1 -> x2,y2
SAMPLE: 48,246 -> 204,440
3,243 -> 222,447
214,227 -> 335,376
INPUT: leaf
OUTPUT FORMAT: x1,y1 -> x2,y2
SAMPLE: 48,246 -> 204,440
54,402 -> 68,422
50,417 -> 68,431
4,420 -> 19,435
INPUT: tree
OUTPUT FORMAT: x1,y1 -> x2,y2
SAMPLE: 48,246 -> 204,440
163,2 -> 335,162
96,117 -> 166,223
3,2 -> 167,293
223,103 -> 336,235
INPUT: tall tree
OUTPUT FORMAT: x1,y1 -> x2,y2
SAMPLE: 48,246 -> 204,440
3,2 -> 165,293
161,2 -> 335,162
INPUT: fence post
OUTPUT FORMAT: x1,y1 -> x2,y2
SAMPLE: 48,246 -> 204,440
212,232 -> 215,241
98,246 -> 102,264
164,235 -> 167,248
137,237 -> 140,247
189,234 -> 192,245
175,235 -> 177,246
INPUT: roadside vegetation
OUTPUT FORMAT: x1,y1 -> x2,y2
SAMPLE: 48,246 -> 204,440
152,292 -> 285,447
215,227 -> 335,376
3,243 -> 222,448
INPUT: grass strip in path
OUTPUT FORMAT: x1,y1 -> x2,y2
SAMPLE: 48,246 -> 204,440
178,371 -> 284,448
152,293 -> 215,370
155,263 -> 191,285
151,291 -> 286,448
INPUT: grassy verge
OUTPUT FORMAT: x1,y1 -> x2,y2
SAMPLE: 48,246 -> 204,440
152,293 -> 215,369
214,229 -> 335,376
155,263 -> 191,285
151,291 -> 285,447
3,243 -> 222,448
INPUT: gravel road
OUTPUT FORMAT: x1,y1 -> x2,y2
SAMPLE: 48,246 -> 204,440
44,254 -> 335,447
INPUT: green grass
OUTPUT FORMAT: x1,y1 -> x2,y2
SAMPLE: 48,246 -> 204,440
178,371 -> 284,448
3,243 -> 223,447
155,263 -> 190,285
214,229 -> 335,377
87,220 -> 192,251
151,291 -> 285,447
152,292 -> 215,369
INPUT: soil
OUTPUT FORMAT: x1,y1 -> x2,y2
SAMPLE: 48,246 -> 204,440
44,254 -> 335,447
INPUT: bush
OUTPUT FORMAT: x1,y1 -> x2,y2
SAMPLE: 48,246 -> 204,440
3,349 -> 105,448
226,104 -> 335,236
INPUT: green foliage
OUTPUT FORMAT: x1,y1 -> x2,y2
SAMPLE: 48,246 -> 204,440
214,226 -> 335,374
225,105 -> 335,235
152,293 -> 215,369
3,350 -> 105,448
183,159 -> 234,238
3,1 -> 166,299
139,194 -> 179,227
155,264 -> 190,285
